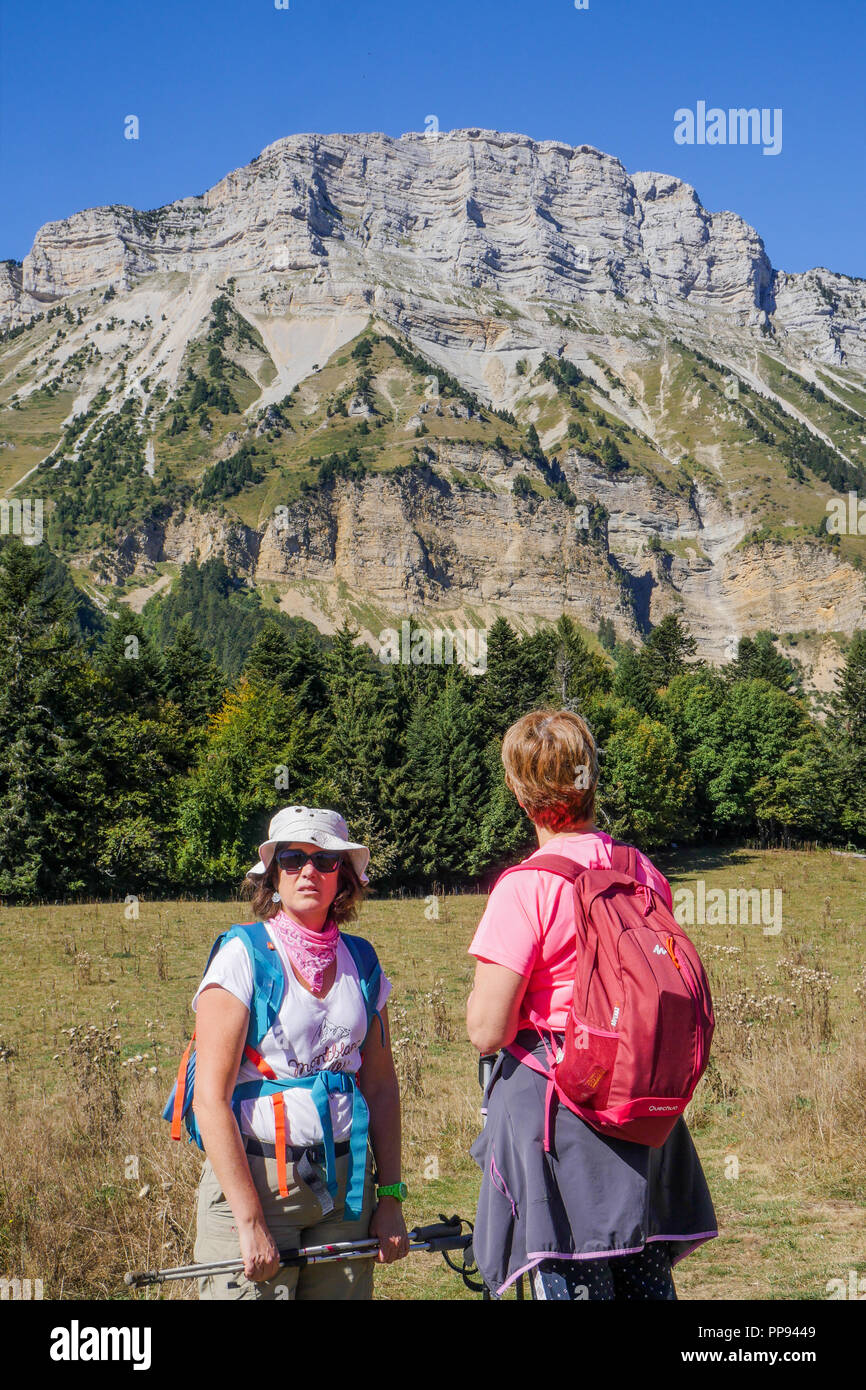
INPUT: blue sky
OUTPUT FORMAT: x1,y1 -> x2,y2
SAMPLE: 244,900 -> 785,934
1,0 -> 863,278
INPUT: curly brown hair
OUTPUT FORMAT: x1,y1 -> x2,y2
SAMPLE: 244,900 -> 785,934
241,844 -> 370,925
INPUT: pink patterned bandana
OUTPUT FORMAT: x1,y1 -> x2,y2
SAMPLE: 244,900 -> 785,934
268,909 -> 340,993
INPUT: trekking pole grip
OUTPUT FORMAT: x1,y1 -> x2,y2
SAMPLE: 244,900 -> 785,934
479,1052 -> 497,1093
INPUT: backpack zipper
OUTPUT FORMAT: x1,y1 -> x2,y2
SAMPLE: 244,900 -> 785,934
670,940 -> 705,1076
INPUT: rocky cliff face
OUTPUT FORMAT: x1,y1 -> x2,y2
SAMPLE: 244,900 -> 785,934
107,441 -> 866,676
719,540 -> 866,639
3,128 -> 865,689
113,466 -> 638,643
5,129 -> 865,368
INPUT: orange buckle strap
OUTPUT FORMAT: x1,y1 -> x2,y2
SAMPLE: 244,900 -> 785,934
171,1032 -> 196,1140
243,1045 -> 290,1198
272,1094 -> 288,1197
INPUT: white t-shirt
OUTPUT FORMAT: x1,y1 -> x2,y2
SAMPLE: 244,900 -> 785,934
191,928 -> 392,1147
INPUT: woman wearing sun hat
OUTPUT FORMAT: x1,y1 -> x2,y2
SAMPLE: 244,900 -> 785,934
190,805 -> 410,1299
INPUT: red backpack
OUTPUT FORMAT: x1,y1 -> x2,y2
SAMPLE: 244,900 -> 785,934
500,840 -> 714,1149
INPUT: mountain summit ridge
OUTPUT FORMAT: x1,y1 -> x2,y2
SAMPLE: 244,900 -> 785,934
1,129 -> 864,691
3,128 -> 863,372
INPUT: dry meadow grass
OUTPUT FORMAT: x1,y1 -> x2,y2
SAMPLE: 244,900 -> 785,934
0,846 -> 863,1301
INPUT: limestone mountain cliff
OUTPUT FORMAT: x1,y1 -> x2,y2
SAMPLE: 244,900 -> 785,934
1,128 -> 864,689
5,130 -> 865,366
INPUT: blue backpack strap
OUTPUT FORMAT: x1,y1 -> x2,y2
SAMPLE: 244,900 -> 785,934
162,928 -> 232,1137
233,1071 -> 369,1221
163,922 -> 285,1146
342,932 -> 385,1047
226,921 -> 286,1045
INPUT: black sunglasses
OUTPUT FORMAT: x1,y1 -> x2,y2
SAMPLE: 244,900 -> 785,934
275,848 -> 343,875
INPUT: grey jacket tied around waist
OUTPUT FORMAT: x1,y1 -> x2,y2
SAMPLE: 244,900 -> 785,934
469,1033 -> 718,1298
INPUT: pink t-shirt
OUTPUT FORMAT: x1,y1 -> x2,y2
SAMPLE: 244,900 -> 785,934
468,832 -> 674,1032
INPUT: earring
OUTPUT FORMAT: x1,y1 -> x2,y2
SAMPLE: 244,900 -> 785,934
271,890 -> 281,904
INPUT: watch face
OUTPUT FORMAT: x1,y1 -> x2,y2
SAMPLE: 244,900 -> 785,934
398,1181 -> 408,1199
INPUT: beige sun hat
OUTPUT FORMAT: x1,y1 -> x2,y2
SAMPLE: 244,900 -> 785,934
248,806 -> 370,883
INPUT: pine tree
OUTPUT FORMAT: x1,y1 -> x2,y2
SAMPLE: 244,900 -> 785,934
526,423 -> 543,460
95,610 -> 166,712
639,614 -> 698,690
828,630 -> 866,842
162,616 -> 228,723
543,615 -> 612,712
395,667 -> 490,881
317,621 -> 401,882
614,642 -> 659,717
0,540 -> 93,897
727,631 -> 799,692
474,617 -> 534,738
245,621 -> 329,715
324,620 -> 381,700
474,735 -> 534,873
832,630 -> 866,748
86,610 -> 199,894
244,621 -> 295,687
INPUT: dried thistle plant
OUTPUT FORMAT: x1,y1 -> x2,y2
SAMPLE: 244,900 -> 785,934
62,1021 -> 122,1144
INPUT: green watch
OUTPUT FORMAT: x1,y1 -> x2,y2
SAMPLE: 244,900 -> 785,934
376,1180 -> 408,1202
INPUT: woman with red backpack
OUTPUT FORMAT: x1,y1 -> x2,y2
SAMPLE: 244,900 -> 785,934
466,710 -> 718,1300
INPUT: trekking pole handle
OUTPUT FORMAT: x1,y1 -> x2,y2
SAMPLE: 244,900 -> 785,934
479,1052 -> 497,1094
408,1216 -> 464,1242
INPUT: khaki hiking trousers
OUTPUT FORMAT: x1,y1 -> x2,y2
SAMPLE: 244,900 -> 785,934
194,1147 -> 376,1300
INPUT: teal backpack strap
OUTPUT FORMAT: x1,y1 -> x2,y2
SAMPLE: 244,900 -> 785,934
233,1071 -> 369,1221
225,921 -> 286,1045
306,1072 -> 369,1222
229,922 -> 373,1218
163,922 -> 286,1147
342,933 -> 385,1046
163,928 -> 231,1141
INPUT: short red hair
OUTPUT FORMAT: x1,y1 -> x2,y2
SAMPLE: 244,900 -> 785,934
501,708 -> 598,829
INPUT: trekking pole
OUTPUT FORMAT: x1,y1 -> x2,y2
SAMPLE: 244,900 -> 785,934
125,1216 -> 477,1289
